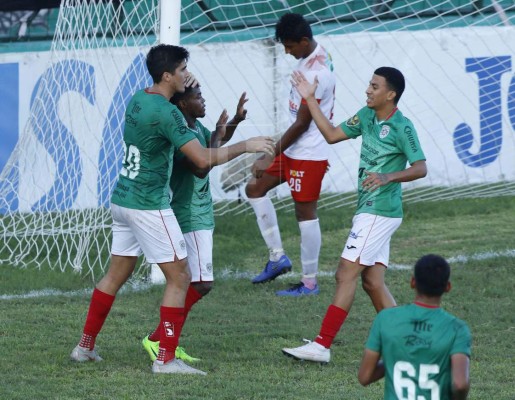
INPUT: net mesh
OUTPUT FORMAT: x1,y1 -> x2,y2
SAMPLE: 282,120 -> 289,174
1,0 -> 514,278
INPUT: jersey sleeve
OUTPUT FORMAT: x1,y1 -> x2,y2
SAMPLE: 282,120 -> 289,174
365,311 -> 383,352
339,107 -> 368,139
396,120 -> 426,164
450,319 -> 472,357
199,123 -> 212,145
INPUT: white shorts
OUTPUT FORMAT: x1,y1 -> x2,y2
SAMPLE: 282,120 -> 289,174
184,229 -> 214,282
341,213 -> 402,267
110,204 -> 187,264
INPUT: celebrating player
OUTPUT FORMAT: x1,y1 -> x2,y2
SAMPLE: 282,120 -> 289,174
358,254 -> 471,400
282,67 -> 427,362
246,13 -> 336,296
142,84 -> 248,362
70,44 -> 274,375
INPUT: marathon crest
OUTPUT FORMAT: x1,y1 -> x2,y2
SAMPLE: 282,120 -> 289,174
379,125 -> 390,139
345,114 -> 360,127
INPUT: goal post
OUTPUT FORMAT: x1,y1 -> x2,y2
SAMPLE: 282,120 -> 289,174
1,0 -> 514,279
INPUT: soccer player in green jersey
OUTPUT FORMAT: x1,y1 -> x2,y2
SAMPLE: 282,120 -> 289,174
358,254 -> 471,400
70,44 -> 274,375
282,67 -> 427,363
142,83 -> 248,362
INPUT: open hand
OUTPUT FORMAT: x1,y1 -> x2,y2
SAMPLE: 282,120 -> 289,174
246,136 -> 275,158
234,92 -> 248,122
291,70 -> 318,100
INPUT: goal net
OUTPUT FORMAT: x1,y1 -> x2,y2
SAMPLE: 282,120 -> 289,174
1,0 -> 514,278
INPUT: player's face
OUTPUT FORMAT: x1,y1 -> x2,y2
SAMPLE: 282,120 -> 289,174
170,60 -> 189,92
281,39 -> 309,60
365,74 -> 395,110
184,87 -> 206,118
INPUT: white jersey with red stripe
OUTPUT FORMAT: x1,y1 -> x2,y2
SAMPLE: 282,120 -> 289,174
284,44 -> 335,161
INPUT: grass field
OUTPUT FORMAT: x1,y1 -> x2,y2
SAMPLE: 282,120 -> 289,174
1,196 -> 514,399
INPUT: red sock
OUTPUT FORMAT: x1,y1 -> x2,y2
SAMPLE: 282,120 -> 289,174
149,285 -> 203,342
314,304 -> 348,349
156,306 -> 184,363
184,285 -> 203,321
80,288 -> 115,350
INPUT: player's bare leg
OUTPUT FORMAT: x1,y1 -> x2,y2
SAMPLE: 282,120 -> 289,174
71,255 -> 137,362
282,258 -> 362,362
361,264 -> 396,312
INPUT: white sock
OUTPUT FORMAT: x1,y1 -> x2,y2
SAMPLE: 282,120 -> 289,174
299,219 -> 321,285
248,197 -> 284,261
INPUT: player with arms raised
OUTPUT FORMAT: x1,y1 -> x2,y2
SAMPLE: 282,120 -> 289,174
282,67 -> 427,362
142,84 -> 249,362
70,44 -> 274,375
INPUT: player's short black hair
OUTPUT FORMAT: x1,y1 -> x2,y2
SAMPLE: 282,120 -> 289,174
146,44 -> 189,83
414,254 -> 450,296
170,84 -> 198,108
275,13 -> 313,43
374,66 -> 405,104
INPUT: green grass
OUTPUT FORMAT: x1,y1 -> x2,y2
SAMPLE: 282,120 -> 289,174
1,196 -> 515,399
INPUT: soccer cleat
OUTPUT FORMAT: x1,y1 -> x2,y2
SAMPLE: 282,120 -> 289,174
142,336 -> 200,363
176,346 -> 201,363
251,255 -> 292,284
276,282 -> 319,297
142,335 -> 159,362
70,345 -> 103,362
152,358 -> 207,375
282,339 -> 330,363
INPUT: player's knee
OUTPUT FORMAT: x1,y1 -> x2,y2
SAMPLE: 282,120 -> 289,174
362,277 -> 383,295
245,181 -> 263,198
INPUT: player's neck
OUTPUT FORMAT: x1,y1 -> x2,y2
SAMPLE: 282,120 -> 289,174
374,104 -> 397,122
304,40 -> 318,58
148,83 -> 174,100
414,294 -> 442,308
184,114 -> 197,129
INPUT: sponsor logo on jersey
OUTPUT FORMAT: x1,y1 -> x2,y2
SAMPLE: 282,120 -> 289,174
289,169 -> 305,178
405,126 -> 419,152
346,114 -> 360,127
379,125 -> 390,139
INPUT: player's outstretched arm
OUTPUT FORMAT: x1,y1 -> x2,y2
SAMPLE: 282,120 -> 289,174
291,70 -> 348,144
358,349 -> 385,386
451,353 -> 470,400
180,136 -> 275,172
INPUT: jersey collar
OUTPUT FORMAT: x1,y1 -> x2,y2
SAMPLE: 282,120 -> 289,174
414,301 -> 440,309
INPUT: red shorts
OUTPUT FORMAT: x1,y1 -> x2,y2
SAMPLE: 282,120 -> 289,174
266,153 -> 328,202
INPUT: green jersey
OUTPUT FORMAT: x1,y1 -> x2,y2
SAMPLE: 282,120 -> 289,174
340,107 -> 425,218
111,89 -> 197,210
170,120 -> 214,233
366,303 -> 472,400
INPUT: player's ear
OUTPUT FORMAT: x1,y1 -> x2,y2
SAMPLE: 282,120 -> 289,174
444,281 -> 451,293
410,276 -> 416,289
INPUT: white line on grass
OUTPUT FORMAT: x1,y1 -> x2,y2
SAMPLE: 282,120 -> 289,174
2,249 -> 514,301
